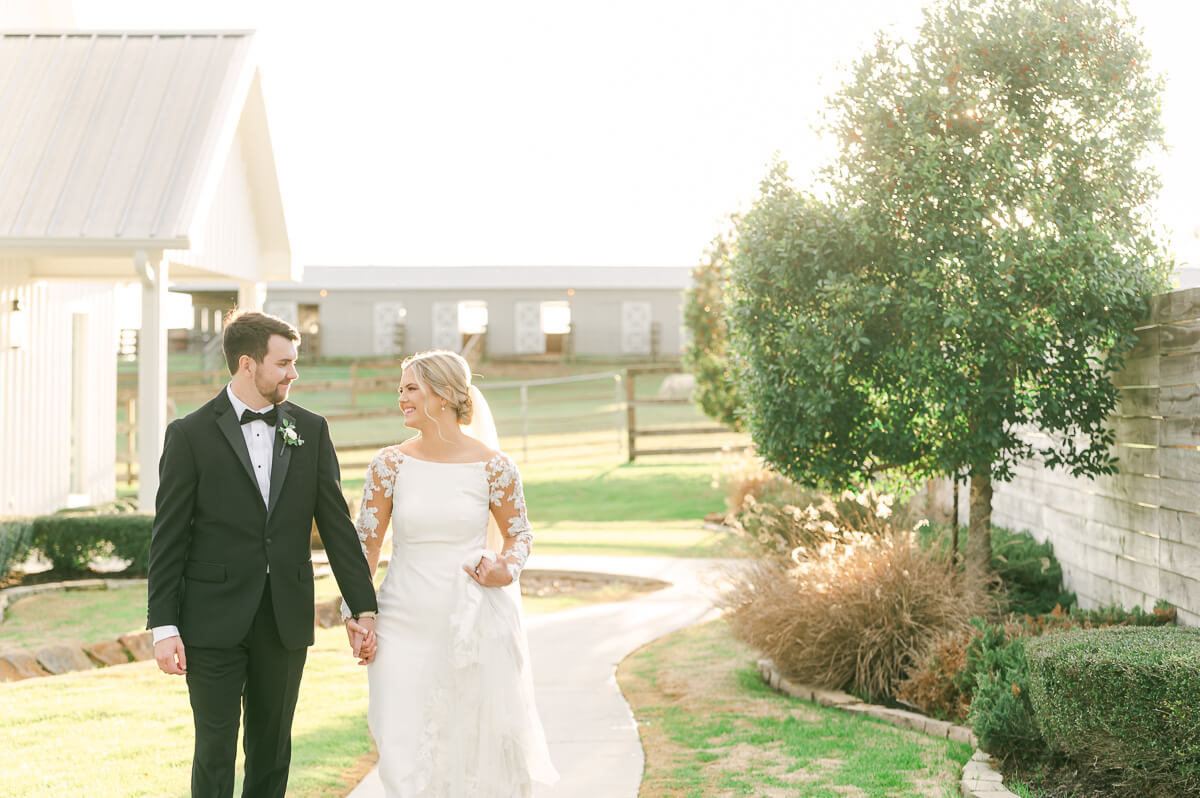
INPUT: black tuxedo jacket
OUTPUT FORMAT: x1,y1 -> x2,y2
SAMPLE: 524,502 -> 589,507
146,388 -> 377,650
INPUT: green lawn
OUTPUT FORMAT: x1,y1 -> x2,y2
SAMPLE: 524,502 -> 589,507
0,624 -> 373,798
0,584 -> 147,653
619,619 -> 972,798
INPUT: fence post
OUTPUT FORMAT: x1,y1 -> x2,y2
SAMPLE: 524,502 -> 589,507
625,369 -> 636,462
520,384 -> 529,462
126,396 -> 137,486
614,373 -> 624,456
349,362 -> 359,408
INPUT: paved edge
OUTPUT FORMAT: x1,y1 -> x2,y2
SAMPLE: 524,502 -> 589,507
757,659 -> 1017,798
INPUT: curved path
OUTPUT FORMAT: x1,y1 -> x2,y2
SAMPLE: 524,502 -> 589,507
347,554 -> 731,798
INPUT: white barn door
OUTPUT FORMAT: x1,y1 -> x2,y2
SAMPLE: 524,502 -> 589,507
514,301 -> 545,354
263,301 -> 299,328
621,301 -> 652,355
431,301 -> 460,351
373,302 -> 406,355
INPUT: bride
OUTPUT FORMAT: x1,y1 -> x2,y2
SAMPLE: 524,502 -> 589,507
343,350 -> 558,797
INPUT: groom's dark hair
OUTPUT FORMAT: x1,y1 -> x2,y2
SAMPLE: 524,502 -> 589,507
222,311 -> 300,375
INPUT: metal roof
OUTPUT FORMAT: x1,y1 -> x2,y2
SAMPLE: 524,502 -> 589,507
265,265 -> 693,292
0,31 -> 280,254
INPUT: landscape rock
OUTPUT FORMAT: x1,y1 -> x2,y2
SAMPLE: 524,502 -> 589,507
35,644 -> 94,674
315,598 -> 343,628
656,373 -> 696,399
85,640 -> 132,666
118,630 -> 154,661
0,651 -> 50,681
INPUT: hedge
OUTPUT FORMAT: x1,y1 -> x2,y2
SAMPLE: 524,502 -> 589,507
30,511 -> 154,575
0,516 -> 35,578
1027,626 -> 1200,795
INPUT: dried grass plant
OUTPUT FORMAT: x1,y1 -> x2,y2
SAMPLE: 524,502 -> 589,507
723,459 -> 814,516
722,529 -> 997,702
728,484 -> 911,562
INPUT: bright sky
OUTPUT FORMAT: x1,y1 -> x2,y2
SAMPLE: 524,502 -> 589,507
50,1 -> 1200,271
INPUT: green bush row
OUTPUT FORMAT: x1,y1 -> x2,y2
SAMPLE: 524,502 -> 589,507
1027,627 -> 1200,795
0,503 -> 155,579
0,517 -> 35,578
31,513 -> 153,575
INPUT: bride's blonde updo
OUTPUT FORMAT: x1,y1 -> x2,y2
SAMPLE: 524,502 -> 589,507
401,350 -> 474,425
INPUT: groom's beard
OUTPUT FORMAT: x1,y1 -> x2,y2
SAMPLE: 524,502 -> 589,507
255,374 -> 292,405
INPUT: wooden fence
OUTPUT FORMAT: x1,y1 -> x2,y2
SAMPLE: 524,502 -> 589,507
623,364 -> 749,460
116,365 -> 746,486
974,286 -> 1200,625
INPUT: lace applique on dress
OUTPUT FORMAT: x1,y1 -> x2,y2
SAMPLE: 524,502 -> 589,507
355,446 -> 404,557
485,453 -> 533,580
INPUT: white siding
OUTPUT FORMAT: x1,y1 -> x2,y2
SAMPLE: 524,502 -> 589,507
167,130 -> 263,282
0,260 -> 116,515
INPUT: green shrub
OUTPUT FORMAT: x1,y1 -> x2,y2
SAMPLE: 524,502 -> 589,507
31,511 -> 154,575
989,527 -> 1076,615
1027,627 -> 1200,795
0,516 -> 35,578
921,523 -> 1075,615
898,602 -> 1176,730
965,623 -> 1044,762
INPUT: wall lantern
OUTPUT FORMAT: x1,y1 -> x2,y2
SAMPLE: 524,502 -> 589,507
8,299 -> 27,350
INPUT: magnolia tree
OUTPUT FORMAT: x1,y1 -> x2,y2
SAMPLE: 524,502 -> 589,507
683,223 -> 743,430
730,0 -> 1172,571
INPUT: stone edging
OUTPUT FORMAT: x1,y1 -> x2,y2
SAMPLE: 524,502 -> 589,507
757,658 -> 1016,798
0,578 -> 153,680
0,567 -> 657,683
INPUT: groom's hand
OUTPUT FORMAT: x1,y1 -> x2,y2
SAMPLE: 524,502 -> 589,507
154,636 -> 187,675
345,617 -> 377,665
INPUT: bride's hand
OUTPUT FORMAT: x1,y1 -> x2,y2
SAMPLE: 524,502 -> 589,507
345,617 -> 377,665
463,553 -> 513,588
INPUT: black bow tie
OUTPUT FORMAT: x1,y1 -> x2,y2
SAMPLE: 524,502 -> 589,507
239,408 -> 278,426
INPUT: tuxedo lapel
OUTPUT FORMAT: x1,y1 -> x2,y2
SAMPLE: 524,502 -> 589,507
266,404 -> 295,519
213,390 -> 259,492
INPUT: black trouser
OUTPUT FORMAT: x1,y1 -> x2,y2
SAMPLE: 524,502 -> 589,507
185,580 -> 308,798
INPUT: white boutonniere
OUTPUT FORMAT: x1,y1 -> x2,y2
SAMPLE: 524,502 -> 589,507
278,418 -> 304,447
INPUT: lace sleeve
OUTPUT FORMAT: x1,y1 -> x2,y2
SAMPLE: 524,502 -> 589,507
485,453 -> 532,581
356,447 -> 402,574
342,447 -> 401,621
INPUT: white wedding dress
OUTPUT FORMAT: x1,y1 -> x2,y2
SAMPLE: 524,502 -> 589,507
354,447 -> 558,797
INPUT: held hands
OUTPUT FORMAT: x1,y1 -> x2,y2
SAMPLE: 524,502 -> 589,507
154,636 -> 187,675
462,550 -> 514,588
345,616 -> 377,665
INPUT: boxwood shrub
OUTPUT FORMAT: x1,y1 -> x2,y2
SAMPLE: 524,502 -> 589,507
0,516 -> 35,578
1027,626 -> 1200,795
31,510 -> 154,575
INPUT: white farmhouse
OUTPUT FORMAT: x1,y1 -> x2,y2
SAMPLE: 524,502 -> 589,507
0,29 -> 293,514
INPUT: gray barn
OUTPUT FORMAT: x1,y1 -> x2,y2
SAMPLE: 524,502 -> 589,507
246,265 -> 692,360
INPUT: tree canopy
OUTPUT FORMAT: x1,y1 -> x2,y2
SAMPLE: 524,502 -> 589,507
729,0 -> 1173,568
683,223 -> 743,431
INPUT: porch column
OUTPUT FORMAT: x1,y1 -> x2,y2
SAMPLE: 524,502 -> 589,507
237,280 -> 266,313
135,250 -> 168,511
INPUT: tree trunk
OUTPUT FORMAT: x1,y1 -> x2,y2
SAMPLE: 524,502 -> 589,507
966,469 -> 993,574
951,475 -> 960,560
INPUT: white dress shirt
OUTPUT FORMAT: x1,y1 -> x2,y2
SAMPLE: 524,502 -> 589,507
153,385 -> 277,645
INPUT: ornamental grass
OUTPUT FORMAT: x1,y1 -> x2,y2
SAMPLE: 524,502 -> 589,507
722,529 -> 996,702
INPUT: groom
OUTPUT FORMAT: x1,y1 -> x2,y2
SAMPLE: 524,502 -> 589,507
147,311 -> 378,798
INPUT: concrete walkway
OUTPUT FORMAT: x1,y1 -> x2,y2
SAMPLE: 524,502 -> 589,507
347,554 -> 732,798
